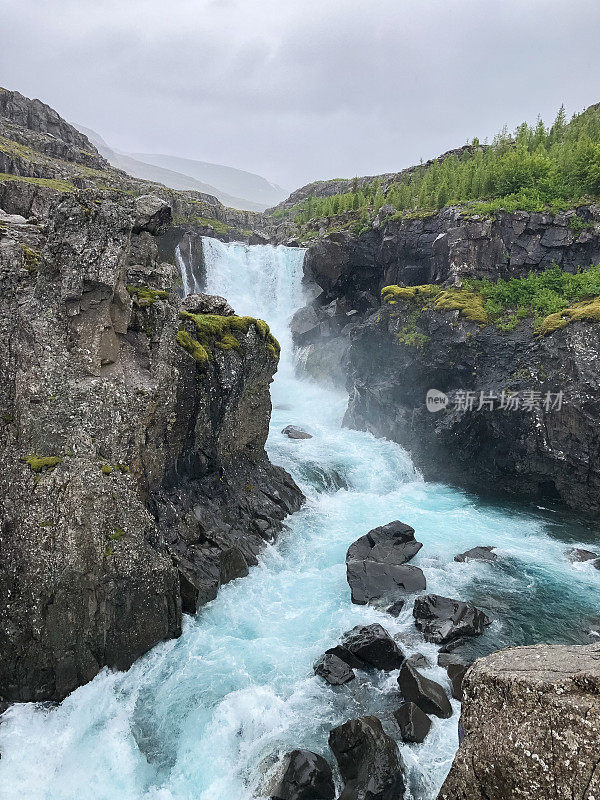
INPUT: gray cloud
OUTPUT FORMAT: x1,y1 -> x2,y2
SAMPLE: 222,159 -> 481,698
2,0 -> 600,189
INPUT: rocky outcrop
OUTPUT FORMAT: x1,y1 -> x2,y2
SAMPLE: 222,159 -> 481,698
0,189 -> 302,704
344,285 -> 600,514
397,661 -> 453,719
438,642 -> 600,800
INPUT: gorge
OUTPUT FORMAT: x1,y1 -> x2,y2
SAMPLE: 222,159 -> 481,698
1,236 -> 599,799
1,86 -> 600,800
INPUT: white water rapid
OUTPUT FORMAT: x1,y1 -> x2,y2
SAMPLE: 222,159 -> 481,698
1,240 -> 599,800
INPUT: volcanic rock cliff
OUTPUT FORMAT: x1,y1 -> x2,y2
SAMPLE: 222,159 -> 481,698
0,90 -> 302,705
289,208 -> 600,515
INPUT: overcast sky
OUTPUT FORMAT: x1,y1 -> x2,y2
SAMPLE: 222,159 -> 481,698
2,0 -> 600,190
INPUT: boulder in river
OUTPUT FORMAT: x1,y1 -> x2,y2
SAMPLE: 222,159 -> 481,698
282,425 -> 313,440
328,716 -> 405,800
346,520 -> 423,566
314,653 -> 355,685
339,624 -> 405,671
347,561 -> 426,606
413,594 -> 491,644
439,642 -> 600,800
398,660 -> 453,718
565,547 -> 600,563
454,546 -> 497,563
266,749 -> 336,800
386,599 -> 405,617
393,702 -> 432,743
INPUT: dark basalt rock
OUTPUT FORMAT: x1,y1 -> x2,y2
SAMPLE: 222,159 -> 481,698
346,520 -> 422,566
328,716 -> 405,800
447,661 -> 471,701
565,547 -> 600,563
314,653 -> 355,686
282,425 -> 313,440
324,645 -> 366,670
406,653 -> 430,669
393,702 -> 432,743
339,624 -> 405,671
413,594 -> 491,644
454,546 -> 497,563
386,599 -> 405,617
397,660 -> 453,719
439,636 -> 470,654
347,561 -> 426,606
267,750 -> 336,800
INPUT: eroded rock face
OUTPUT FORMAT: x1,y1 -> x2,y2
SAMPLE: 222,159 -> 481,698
0,191 -> 303,704
344,292 -> 600,517
329,716 -> 405,800
438,642 -> 600,800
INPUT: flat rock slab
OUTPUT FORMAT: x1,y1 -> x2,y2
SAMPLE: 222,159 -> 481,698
282,425 -> 313,439
346,520 -> 422,566
398,660 -> 453,719
393,701 -> 432,743
339,624 -> 405,671
347,560 -> 426,606
454,546 -> 497,563
413,594 -> 490,644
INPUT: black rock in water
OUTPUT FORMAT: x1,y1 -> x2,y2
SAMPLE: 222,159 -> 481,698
268,749 -> 336,800
347,560 -> 426,606
438,636 -> 470,654
454,546 -> 497,563
393,702 -> 432,743
282,425 -> 313,439
329,716 -> 405,800
413,594 -> 491,644
565,547 -> 600,563
397,660 -> 453,719
386,599 -> 405,617
346,520 -> 422,566
406,653 -> 430,669
314,653 -> 355,685
340,624 -> 405,671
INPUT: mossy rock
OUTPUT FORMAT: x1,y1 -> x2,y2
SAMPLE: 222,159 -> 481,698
23,455 -> 63,473
126,285 -> 169,305
178,312 -> 280,362
538,298 -> 600,335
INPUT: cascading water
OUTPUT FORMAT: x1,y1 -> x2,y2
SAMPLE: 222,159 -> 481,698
1,240 -> 599,800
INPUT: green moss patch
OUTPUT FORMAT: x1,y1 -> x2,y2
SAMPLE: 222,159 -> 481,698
178,312 -> 280,364
127,285 -> 169,305
0,173 -> 76,193
383,261 -> 600,336
24,455 -> 63,473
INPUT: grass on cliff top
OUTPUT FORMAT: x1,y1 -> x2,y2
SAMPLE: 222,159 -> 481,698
0,172 -> 76,193
177,312 -> 280,368
382,261 -> 600,335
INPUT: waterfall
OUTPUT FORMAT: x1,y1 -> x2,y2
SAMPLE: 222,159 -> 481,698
1,241 -> 599,800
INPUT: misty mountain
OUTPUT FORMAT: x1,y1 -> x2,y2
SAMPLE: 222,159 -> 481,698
76,125 -> 285,212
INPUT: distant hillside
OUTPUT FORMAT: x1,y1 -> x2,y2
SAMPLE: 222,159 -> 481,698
76,125 -> 284,212
133,153 -> 286,210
